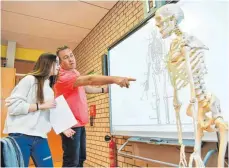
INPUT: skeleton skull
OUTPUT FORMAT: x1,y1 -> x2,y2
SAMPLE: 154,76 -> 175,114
155,4 -> 184,39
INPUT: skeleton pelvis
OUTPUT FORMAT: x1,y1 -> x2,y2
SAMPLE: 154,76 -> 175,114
186,94 -> 210,117
186,101 -> 215,132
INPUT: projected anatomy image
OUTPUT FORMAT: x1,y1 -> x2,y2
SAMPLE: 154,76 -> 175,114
141,28 -> 173,124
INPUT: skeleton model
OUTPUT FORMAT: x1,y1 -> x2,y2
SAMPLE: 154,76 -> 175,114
141,29 -> 172,124
154,4 -> 228,167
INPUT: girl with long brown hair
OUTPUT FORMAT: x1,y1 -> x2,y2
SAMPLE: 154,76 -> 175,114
3,53 -> 59,167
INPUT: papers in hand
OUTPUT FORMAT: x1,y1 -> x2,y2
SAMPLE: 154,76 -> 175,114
50,95 -> 77,134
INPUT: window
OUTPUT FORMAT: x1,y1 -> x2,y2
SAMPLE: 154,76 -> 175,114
143,0 -> 169,18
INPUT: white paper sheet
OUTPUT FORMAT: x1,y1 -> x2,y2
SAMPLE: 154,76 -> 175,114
50,95 -> 78,134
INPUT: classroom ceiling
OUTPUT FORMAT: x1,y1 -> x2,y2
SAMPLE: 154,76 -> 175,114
1,1 -> 118,52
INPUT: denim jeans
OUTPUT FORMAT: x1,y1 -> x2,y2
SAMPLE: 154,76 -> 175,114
9,133 -> 53,167
60,126 -> 86,167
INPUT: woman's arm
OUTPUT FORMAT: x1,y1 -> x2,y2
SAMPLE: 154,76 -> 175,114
5,75 -> 55,115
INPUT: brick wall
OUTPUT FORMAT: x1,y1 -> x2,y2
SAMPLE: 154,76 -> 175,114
73,1 -> 144,167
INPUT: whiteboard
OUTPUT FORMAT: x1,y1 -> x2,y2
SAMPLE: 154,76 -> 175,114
108,0 -> 229,141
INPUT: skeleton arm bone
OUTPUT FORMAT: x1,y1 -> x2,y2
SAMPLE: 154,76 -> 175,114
173,89 -> 182,140
183,46 -> 199,134
183,46 -> 205,167
173,88 -> 188,167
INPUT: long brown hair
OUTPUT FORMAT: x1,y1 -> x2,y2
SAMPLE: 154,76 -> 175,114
29,53 -> 57,103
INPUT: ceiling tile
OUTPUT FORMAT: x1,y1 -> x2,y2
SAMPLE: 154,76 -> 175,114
1,1 -> 111,29
1,11 -> 90,42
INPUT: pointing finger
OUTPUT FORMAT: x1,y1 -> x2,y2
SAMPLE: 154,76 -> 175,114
127,78 -> 136,81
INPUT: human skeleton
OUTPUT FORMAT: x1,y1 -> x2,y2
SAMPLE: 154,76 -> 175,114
154,4 -> 228,167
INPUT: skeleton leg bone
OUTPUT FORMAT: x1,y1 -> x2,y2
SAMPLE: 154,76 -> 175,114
215,118 -> 228,167
209,95 -> 228,167
188,94 -> 228,167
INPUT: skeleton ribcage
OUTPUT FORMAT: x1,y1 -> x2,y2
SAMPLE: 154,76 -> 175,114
167,39 -> 208,100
